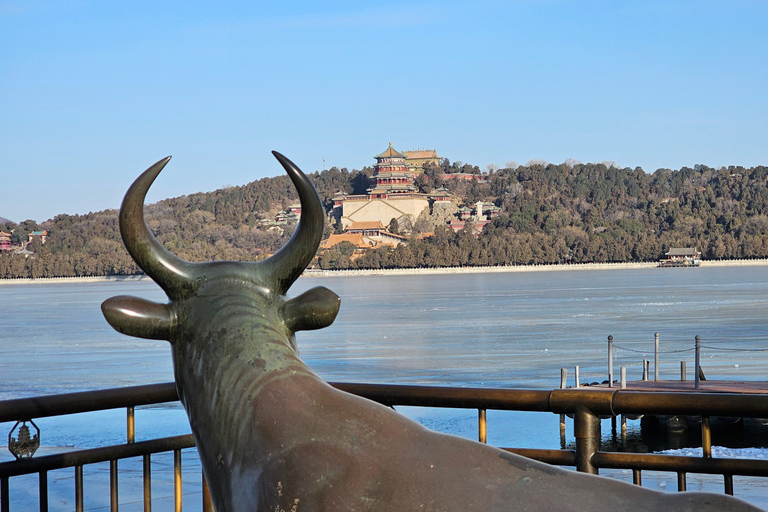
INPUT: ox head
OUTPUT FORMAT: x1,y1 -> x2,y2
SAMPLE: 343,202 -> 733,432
101,151 -> 340,346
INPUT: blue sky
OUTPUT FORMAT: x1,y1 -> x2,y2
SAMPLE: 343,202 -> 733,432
2,1 -> 767,223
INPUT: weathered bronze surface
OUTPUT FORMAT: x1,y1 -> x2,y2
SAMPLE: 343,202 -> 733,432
102,153 -> 760,511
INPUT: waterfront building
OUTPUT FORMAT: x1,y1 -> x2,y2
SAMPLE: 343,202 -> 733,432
659,247 -> 702,267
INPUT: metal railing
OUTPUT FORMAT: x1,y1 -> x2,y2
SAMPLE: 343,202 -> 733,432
3,382 -> 768,511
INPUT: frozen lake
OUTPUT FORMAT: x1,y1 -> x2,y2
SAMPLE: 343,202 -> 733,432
4,265 -> 768,398
2,265 -> 768,509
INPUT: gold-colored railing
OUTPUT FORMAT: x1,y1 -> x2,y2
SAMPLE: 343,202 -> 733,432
2,382 -> 768,511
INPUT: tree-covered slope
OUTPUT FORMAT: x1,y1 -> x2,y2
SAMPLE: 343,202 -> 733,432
2,161 -> 767,278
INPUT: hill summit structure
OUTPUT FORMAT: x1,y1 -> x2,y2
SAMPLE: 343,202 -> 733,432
332,143 -> 448,230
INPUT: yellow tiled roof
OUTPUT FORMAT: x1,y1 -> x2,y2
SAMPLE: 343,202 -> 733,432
347,221 -> 386,231
374,142 -> 405,159
320,233 -> 370,250
403,149 -> 439,159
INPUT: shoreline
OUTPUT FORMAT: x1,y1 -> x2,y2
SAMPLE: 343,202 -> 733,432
1,259 -> 768,285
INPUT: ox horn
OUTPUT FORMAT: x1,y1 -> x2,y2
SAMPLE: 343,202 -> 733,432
120,156 -> 199,298
259,151 -> 324,295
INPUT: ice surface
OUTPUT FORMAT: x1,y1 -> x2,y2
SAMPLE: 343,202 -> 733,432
3,266 -> 768,508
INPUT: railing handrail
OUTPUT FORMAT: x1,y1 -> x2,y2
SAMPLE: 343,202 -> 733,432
0,382 -> 178,423
332,382 -> 768,417
0,435 -> 194,478
4,381 -> 768,423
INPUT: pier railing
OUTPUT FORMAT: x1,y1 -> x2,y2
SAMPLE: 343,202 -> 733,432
3,382 -> 768,511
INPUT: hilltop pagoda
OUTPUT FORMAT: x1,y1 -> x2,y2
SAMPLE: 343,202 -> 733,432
333,143 -> 447,230
367,143 -> 419,198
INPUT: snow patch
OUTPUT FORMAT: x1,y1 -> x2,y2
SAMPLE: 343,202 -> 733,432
658,446 -> 768,459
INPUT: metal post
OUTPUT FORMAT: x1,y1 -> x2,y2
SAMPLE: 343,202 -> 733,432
677,472 -> 687,492
75,465 -> 84,512
1,476 -> 8,512
642,358 -> 648,380
559,369 -> 567,442
574,407 -> 600,475
575,365 -> 580,388
478,409 -> 487,444
724,475 -> 734,495
143,454 -> 152,512
607,336 -> 614,387
695,335 -> 701,390
620,366 -> 627,436
39,471 -> 48,512
174,449 -> 182,512
654,333 -> 660,381
681,361 -> 687,381
702,416 -> 712,458
127,406 -> 135,444
110,460 -> 118,512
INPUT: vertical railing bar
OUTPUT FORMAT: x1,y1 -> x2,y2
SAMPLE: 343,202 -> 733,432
127,406 -> 135,444
202,473 -> 214,512
174,449 -> 182,512
724,474 -> 734,495
478,409 -> 487,444
143,454 -> 152,512
1,476 -> 9,512
632,469 -> 642,486
574,407 -> 600,475
39,470 -> 49,512
702,416 -> 712,458
677,472 -> 687,492
75,465 -> 84,512
110,459 -> 118,512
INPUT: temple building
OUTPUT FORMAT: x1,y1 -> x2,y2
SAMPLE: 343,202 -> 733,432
449,201 -> 502,234
0,231 -> 12,252
402,149 -> 441,171
366,143 -> 419,198
333,143 -> 446,230
319,221 -> 407,260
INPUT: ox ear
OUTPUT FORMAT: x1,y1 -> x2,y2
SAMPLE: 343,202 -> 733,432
281,286 -> 341,332
101,295 -> 175,341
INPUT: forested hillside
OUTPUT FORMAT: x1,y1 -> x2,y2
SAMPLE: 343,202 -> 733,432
2,160 -> 768,278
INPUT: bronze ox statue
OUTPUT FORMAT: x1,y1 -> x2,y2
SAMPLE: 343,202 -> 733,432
103,153 -> 761,512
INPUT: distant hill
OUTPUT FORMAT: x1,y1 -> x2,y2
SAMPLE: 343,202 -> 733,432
0,217 -> 11,225
1,160 -> 768,278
